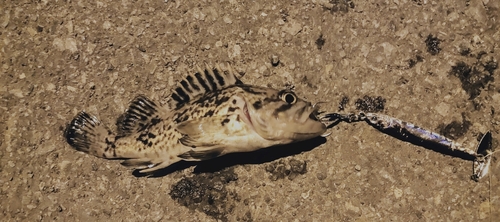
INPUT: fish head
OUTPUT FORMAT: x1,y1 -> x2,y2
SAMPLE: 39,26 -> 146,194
241,87 -> 327,143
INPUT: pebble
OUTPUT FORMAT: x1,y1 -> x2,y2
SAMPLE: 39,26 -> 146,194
354,165 -> 361,171
270,55 -> 280,66
1,11 -> 9,28
231,44 -> 241,58
434,103 -> 450,117
223,16 -> 233,24
316,172 -> 327,180
9,88 -> 24,98
102,21 -> 112,29
52,38 -> 78,53
393,187 -> 403,199
66,86 -> 76,92
192,8 -> 206,21
282,20 -> 302,35
301,190 -> 311,199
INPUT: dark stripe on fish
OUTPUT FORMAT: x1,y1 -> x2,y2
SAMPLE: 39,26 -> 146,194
195,72 -> 211,91
238,85 -> 268,95
180,80 -> 192,93
175,87 -> 190,102
213,68 -> 225,87
204,69 -> 218,91
273,104 -> 292,116
186,75 -> 200,91
215,96 -> 230,106
171,93 -> 183,105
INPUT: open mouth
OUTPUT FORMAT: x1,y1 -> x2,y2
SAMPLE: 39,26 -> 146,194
308,104 -> 321,121
309,110 -> 319,121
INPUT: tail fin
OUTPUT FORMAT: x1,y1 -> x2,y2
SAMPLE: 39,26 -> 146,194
65,111 -> 117,158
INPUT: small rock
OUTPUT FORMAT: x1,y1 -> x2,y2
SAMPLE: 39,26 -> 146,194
1,11 -> 10,28
270,55 -> 280,66
282,20 -> 302,35
223,16 -> 232,24
192,8 -> 206,21
53,37 -> 78,53
66,86 -> 76,92
258,65 -> 268,74
102,21 -> 112,30
301,190 -> 310,199
354,165 -> 361,171
9,89 -> 24,98
393,187 -> 403,199
434,103 -> 450,117
230,44 -> 241,58
381,42 -> 395,57
316,172 -> 327,180
325,64 -> 333,75
64,38 -> 78,53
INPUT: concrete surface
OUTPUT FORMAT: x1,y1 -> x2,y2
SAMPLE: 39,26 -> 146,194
1,0 -> 500,221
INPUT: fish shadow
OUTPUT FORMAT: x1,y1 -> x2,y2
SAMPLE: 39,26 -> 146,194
133,136 -> 328,177
194,136 -> 327,173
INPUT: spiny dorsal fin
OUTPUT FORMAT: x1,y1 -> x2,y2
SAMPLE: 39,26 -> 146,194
167,63 -> 243,110
116,95 -> 163,138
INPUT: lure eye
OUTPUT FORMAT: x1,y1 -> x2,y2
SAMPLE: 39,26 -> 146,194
281,92 -> 297,104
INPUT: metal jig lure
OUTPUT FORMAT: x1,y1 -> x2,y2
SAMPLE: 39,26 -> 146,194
322,112 -> 493,181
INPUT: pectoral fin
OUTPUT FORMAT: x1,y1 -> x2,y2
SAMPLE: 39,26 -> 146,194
175,114 -> 252,160
176,114 -> 248,146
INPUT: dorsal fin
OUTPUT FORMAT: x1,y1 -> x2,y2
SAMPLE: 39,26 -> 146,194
167,63 -> 243,110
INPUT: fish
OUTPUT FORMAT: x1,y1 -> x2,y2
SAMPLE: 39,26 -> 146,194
65,63 -> 328,173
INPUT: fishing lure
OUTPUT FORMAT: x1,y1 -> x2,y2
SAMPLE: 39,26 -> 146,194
322,112 -> 493,181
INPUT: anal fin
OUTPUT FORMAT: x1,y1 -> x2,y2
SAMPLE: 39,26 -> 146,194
121,157 -> 182,173
178,146 -> 225,161
120,158 -> 155,170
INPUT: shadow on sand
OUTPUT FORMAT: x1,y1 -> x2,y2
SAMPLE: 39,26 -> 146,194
133,136 -> 328,177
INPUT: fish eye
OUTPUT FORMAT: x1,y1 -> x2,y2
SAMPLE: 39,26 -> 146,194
280,91 -> 297,104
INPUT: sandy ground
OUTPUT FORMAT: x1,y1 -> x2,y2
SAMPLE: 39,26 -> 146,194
1,0 -> 500,221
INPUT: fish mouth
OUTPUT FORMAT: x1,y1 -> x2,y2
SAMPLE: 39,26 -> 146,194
308,103 -> 321,121
309,109 -> 319,121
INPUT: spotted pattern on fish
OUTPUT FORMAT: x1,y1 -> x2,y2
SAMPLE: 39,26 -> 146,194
65,63 -> 326,174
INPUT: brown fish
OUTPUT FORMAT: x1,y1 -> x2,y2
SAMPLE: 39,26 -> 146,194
65,64 -> 327,173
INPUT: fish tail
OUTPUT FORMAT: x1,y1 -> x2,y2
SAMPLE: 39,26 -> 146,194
65,111 -> 118,159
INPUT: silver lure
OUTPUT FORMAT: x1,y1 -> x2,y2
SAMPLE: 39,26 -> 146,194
322,112 -> 493,181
